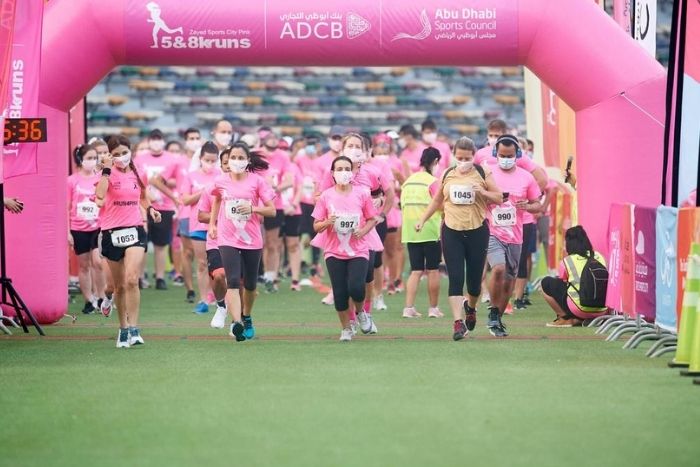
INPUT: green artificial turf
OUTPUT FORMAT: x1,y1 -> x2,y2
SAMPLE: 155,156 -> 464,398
1,278 -> 699,467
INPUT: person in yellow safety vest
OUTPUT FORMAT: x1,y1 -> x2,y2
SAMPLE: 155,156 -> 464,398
400,147 -> 443,319
541,225 -> 608,327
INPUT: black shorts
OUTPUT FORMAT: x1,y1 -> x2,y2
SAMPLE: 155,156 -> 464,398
101,225 -> 148,262
300,203 -> 315,236
206,248 -> 224,276
282,214 -> 301,237
148,210 -> 175,246
71,229 -> 99,255
264,209 -> 285,230
541,276 -> 574,318
407,241 -> 442,271
522,223 -> 537,255
375,219 -> 388,243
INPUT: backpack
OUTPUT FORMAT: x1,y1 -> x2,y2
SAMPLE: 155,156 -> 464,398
441,164 -> 485,184
571,255 -> 609,308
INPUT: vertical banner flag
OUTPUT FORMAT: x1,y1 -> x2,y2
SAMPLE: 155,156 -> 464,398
655,206 -> 678,332
633,206 -> 657,321
614,0 -> 657,57
606,203 -> 625,311
0,0 -> 17,182
614,0 -> 633,35
1,0 -> 43,180
620,203 -> 636,315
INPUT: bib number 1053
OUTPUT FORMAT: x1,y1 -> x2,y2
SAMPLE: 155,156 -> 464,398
110,227 -> 139,248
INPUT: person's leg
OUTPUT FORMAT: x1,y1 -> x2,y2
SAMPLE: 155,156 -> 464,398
326,257 -> 351,329
90,247 -> 106,300
384,229 -> 399,290
76,252 -> 94,306
240,249 -> 263,317
263,226 -> 281,285
181,235 -> 195,293
123,246 -> 146,327
363,251 -> 376,316
219,246 -> 243,323
154,245 -> 168,281
106,259 -> 127,328
193,240 -> 211,301
348,258 -> 370,314
541,277 -> 569,320
441,225 -> 468,321
424,240 -> 443,310
286,236 -> 301,287
207,249 -> 227,301
464,223 -> 490,309
405,243 -> 424,309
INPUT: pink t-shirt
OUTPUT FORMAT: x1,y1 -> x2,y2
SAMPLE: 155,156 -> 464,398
100,169 -> 143,231
400,143 -> 429,173
428,140 -> 452,177
260,149 -> 292,210
311,185 -> 378,260
134,151 -> 181,212
295,153 -> 321,205
68,172 -> 101,232
185,169 -> 221,232
213,173 -> 276,250
175,156 -> 192,220
313,150 -> 339,178
196,189 -> 219,251
279,163 -> 303,216
486,165 -> 541,245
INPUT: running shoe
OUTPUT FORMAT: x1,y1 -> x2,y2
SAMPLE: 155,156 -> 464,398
373,294 -> 388,311
523,295 -> 533,306
339,327 -> 353,342
299,278 -> 313,287
393,279 -> 404,293
116,328 -> 130,348
243,316 -> 255,339
229,321 -> 246,342
386,284 -> 397,295
172,276 -> 185,287
139,277 -> 150,289
349,319 -> 358,336
369,321 -> 378,334
100,297 -> 113,318
487,308 -> 508,337
193,301 -> 209,315
264,280 -> 278,294
464,302 -> 477,331
321,291 -> 334,305
357,311 -> 373,334
81,301 -> 95,315
210,306 -> 227,329
290,280 -> 301,292
128,327 -> 145,346
546,318 -> 573,328
428,307 -> 444,318
186,290 -> 196,304
402,307 -> 422,318
514,299 -> 528,310
155,278 -> 167,290
453,320 -> 468,341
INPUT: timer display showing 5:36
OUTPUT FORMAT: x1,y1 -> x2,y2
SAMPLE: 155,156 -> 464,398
3,118 -> 47,144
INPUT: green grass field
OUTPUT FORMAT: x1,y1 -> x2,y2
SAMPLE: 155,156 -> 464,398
2,277 -> 699,467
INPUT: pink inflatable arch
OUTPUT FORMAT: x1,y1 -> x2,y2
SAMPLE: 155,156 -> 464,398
5,0 -> 666,323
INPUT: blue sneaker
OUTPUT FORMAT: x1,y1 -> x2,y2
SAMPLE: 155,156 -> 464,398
193,301 -> 209,315
243,316 -> 255,339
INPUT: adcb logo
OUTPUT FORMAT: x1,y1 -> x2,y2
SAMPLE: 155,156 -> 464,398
280,11 -> 371,40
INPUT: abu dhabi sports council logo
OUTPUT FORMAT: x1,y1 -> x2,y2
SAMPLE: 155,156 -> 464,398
392,9 -> 431,41
144,1 -> 252,49
147,2 -> 183,48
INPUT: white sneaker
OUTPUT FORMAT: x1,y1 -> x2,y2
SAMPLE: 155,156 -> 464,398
357,311 -> 373,334
428,307 -> 444,318
339,327 -> 353,341
402,307 -> 422,318
373,294 -> 388,311
128,328 -> 144,346
100,297 -> 113,317
349,320 -> 358,336
210,306 -> 228,329
321,291 -> 334,305
299,278 -> 313,287
116,329 -> 130,348
481,292 -> 491,303
369,321 -> 378,334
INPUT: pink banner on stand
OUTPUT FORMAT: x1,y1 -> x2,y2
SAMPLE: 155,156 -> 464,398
613,0 -> 632,35
620,203 -> 636,316
0,0 -> 17,182
540,82 -> 560,168
633,205 -> 657,321
606,203 -> 624,311
1,0 -> 43,180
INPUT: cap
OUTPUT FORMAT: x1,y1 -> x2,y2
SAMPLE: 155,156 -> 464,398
149,129 -> 164,139
372,133 -> 392,146
329,125 -> 345,138
386,130 -> 399,139
239,133 -> 259,148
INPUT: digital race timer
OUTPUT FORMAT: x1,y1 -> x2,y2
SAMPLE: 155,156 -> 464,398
3,118 -> 47,144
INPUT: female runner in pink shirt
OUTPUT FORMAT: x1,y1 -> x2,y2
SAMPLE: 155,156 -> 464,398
95,135 -> 162,348
208,142 -> 276,342
312,156 -> 379,341
68,144 -> 107,315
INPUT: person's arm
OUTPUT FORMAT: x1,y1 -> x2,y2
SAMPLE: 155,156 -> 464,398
530,166 -> 548,192
140,186 -> 162,223
151,175 -> 179,204
415,185 -> 445,232
380,183 -> 395,219
182,191 -> 202,206
208,196 -> 221,239
474,173 -> 503,204
94,162 -> 112,208
253,200 -> 276,218
197,209 -> 211,224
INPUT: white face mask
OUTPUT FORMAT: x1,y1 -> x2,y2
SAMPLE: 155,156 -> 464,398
215,132 -> 233,147
81,159 -> 97,171
498,157 -> 516,170
487,136 -> 498,147
344,148 -> 363,163
423,132 -> 437,145
329,139 -> 343,153
185,140 -> 202,153
200,160 -> 216,173
333,170 -> 353,185
228,159 -> 248,174
114,151 -> 132,168
149,139 -> 165,153
374,155 -> 389,162
397,138 -> 407,149
456,160 -> 473,173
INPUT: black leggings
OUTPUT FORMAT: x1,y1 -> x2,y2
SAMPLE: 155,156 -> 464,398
441,222 -> 490,297
373,220 -> 388,269
326,257 -> 369,311
366,251 -> 377,283
219,246 -> 262,291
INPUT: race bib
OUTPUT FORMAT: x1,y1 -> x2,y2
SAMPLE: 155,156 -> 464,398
334,213 -> 360,235
77,201 -> 98,221
492,205 -> 517,227
225,199 -> 251,222
449,184 -> 475,205
302,177 -> 315,198
110,227 -> 139,248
